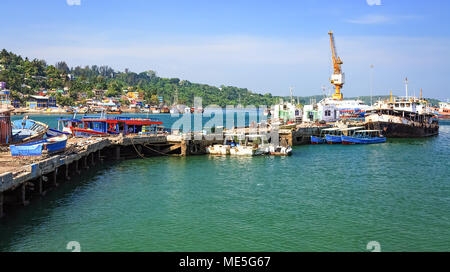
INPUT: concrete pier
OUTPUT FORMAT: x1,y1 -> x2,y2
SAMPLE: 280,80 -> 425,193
0,134 -> 182,219
0,123 -> 333,219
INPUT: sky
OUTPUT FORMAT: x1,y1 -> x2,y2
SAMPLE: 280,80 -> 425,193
1,0 -> 449,100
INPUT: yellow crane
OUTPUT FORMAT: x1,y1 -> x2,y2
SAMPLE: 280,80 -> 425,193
328,31 -> 344,100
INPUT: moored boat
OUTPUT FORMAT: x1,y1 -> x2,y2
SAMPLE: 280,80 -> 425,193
310,128 -> 335,144
11,117 -> 49,144
341,130 -> 386,144
322,128 -> 342,144
227,134 -> 268,156
59,115 -> 163,137
437,102 -> 450,120
310,135 -> 326,144
206,144 -> 230,155
107,109 -> 122,115
10,134 -> 68,156
365,82 -> 439,138
365,98 -> 439,137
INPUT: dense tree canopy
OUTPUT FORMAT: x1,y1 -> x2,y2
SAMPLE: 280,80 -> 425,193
0,49 -> 280,107
1,49 -> 441,107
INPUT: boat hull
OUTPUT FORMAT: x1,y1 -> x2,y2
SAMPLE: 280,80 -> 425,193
229,146 -> 264,156
72,128 -> 108,137
10,144 -> 43,156
341,135 -> 386,145
206,145 -> 230,155
366,121 -> 439,138
46,138 -> 68,154
10,135 -> 67,156
310,136 -> 326,144
325,134 -> 342,144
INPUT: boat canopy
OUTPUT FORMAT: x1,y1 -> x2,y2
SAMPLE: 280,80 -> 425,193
321,127 -> 340,131
340,126 -> 364,131
356,130 -> 382,133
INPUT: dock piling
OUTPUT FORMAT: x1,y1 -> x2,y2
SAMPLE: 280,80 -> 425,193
52,169 -> 58,187
21,183 -> 29,206
75,160 -> 80,174
65,164 -> 70,181
36,176 -> 44,196
0,193 -> 3,218
115,146 -> 121,160
83,156 -> 89,169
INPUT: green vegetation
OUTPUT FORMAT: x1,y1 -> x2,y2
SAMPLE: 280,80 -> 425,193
0,49 -> 442,107
0,49 -> 278,107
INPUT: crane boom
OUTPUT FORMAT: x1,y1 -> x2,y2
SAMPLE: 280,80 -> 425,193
328,31 -> 344,100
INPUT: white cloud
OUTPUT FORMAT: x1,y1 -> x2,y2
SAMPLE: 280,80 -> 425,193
10,35 -> 450,98
367,0 -> 382,6
66,0 -> 81,6
346,14 -> 391,24
346,13 -> 422,25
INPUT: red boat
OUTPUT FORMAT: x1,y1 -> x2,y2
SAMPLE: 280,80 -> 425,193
58,115 -> 163,137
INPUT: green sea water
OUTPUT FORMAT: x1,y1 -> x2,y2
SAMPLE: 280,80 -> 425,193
0,115 -> 449,252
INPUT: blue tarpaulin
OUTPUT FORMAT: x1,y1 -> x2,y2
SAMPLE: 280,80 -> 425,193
10,143 -> 43,156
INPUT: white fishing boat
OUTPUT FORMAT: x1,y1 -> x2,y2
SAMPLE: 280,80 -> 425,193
229,134 -> 269,156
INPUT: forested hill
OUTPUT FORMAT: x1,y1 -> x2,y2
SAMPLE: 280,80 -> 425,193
0,49 -> 442,107
0,49 -> 278,107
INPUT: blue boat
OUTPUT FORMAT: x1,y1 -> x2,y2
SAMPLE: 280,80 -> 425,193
341,130 -> 386,145
325,134 -> 342,144
11,118 -> 49,144
10,134 -> 68,156
9,143 -> 44,156
321,128 -> 342,144
58,114 -> 163,137
311,135 -> 326,144
312,127 -> 339,144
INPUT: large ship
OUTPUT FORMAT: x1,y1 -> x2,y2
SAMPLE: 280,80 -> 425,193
365,91 -> 439,138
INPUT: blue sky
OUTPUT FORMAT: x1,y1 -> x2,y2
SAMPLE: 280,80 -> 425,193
1,0 -> 449,99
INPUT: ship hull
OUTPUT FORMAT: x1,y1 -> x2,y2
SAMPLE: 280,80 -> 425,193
366,121 -> 439,138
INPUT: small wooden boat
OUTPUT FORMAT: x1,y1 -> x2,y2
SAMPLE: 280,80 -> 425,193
107,110 -> 122,115
341,130 -> 386,144
11,117 -> 49,144
10,134 -> 68,156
